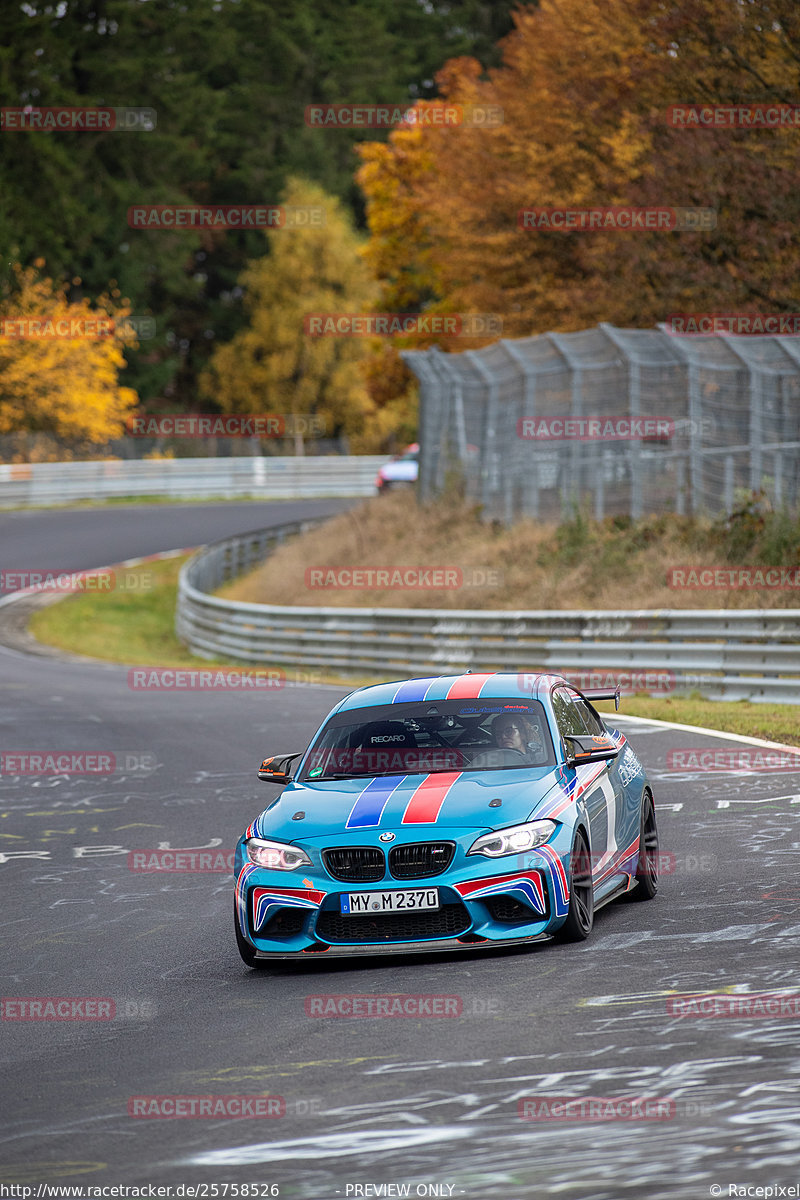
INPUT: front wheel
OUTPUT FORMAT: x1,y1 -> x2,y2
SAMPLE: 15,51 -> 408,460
554,829 -> 594,942
628,791 -> 659,901
235,898 -> 268,968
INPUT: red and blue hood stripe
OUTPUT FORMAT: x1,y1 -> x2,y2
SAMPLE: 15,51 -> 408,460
345,771 -> 465,828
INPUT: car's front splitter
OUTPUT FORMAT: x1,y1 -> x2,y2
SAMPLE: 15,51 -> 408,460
252,931 -> 553,960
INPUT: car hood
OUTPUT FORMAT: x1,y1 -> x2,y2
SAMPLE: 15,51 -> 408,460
249,767 -> 565,840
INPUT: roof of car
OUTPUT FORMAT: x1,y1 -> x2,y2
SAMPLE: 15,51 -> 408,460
336,671 -> 568,712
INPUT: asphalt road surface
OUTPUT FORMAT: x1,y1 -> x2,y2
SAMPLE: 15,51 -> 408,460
1,502 -> 799,1199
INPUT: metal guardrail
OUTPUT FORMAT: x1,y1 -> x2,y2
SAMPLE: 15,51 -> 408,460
176,522 -> 800,702
0,456 -> 385,507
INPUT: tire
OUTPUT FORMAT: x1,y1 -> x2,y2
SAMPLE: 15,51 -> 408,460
234,898 -> 268,968
628,790 -> 659,901
554,829 -> 594,942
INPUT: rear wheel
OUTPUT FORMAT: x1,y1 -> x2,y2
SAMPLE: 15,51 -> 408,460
555,829 -> 594,942
628,791 -> 659,901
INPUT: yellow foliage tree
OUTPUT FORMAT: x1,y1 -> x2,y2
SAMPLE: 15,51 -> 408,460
0,262 -> 138,456
201,178 -> 389,452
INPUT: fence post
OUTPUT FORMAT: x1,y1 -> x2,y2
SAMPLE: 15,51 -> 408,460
749,368 -> 763,493
548,334 -> 581,518
594,451 -> 605,519
629,358 -> 643,519
724,454 -> 734,513
466,351 -> 503,519
400,349 -> 443,501
676,458 -> 686,515
501,339 -> 539,519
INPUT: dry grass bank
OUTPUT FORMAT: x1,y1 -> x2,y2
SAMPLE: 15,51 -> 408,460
219,491 -> 800,610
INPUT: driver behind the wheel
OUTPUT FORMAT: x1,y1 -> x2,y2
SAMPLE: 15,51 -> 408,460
492,713 -> 545,759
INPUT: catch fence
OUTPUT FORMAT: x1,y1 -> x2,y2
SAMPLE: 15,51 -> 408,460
402,324 -> 800,521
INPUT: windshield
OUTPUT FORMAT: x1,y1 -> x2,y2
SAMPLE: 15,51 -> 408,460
297,698 -> 556,781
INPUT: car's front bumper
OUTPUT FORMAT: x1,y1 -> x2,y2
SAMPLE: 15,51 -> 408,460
234,840 -> 573,957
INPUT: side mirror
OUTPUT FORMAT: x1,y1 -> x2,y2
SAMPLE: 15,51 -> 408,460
258,752 -> 302,785
565,734 -> 620,768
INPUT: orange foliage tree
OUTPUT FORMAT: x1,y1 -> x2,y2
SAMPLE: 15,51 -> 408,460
357,0 -> 800,375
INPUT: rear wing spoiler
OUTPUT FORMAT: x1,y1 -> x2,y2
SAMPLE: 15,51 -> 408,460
581,686 -> 621,711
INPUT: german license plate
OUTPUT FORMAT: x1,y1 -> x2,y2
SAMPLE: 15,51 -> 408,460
340,888 -> 440,914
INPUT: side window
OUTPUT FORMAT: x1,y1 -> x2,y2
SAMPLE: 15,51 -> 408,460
572,697 -> 606,736
552,688 -> 587,740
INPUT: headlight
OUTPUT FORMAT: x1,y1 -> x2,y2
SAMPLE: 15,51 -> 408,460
245,837 -> 311,870
468,819 -> 557,858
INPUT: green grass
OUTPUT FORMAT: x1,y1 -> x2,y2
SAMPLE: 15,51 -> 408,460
27,555 -> 367,683
595,694 -> 800,747
27,556 -> 247,668
28,557 -> 800,746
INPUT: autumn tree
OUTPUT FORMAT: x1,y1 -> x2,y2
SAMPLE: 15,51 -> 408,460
0,0 -> 521,412
0,263 -> 138,458
200,179 -> 386,453
358,0 -> 800,360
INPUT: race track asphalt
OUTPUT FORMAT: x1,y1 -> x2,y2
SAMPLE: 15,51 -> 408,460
1,500 -> 798,1199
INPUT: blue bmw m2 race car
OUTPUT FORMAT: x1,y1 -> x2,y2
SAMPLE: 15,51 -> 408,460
233,672 -> 659,965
